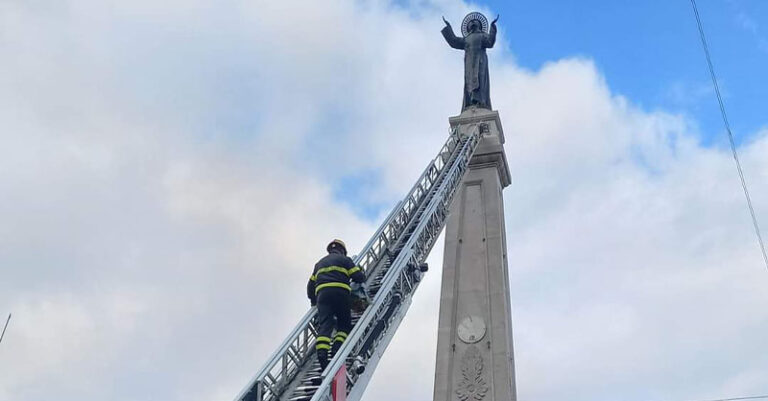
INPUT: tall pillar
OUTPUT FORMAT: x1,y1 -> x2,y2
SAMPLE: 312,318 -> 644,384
433,107 -> 516,401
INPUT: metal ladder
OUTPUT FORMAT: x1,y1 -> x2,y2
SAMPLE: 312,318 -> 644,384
234,125 -> 483,401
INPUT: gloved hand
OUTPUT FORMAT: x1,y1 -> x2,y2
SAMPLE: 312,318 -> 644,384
310,299 -> 317,307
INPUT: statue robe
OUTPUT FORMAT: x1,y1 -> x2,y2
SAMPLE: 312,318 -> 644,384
441,24 -> 496,111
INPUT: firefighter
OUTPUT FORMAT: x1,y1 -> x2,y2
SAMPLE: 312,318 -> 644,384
307,239 -> 366,371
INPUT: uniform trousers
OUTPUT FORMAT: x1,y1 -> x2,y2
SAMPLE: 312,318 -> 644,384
315,287 -> 352,370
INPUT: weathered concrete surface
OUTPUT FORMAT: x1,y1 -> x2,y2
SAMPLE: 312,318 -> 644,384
433,107 -> 516,401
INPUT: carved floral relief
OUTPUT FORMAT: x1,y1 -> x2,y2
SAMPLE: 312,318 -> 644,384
455,345 -> 489,400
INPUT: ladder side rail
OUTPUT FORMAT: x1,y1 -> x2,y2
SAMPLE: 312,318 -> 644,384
347,129 -> 460,283
358,129 -> 462,282
397,131 -> 456,215
309,129 -> 482,401
389,129 -> 459,244
371,130 -> 467,289
349,132 -> 477,360
389,130 -> 465,250
355,200 -> 404,274
393,130 -> 459,228
342,134 -> 470,356
343,131 -> 479,397
357,200 -> 403,261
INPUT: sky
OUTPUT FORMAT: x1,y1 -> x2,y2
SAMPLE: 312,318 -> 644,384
493,0 -> 768,147
0,1 -> 767,401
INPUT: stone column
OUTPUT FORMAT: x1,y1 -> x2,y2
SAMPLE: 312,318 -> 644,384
433,108 -> 516,401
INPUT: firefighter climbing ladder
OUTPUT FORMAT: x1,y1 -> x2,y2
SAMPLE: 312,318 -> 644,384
234,124 -> 484,401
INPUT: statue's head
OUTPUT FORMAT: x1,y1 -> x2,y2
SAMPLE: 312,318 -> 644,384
467,20 -> 481,33
460,12 -> 488,37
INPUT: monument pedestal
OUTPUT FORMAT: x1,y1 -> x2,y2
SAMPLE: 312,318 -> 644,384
433,108 -> 516,401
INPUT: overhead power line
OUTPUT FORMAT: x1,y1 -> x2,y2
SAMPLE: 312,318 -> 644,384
689,0 -> 768,272
0,313 -> 10,346
688,395 -> 768,401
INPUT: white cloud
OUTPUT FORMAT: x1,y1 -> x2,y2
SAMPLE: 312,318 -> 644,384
1,1 -> 767,401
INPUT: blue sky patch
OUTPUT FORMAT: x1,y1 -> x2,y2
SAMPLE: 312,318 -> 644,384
332,169 -> 392,221
482,0 -> 768,145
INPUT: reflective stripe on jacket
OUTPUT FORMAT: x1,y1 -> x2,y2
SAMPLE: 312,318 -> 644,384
307,251 -> 366,303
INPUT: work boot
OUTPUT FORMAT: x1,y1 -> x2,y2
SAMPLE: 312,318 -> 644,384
311,354 -> 328,386
331,341 -> 342,357
317,350 -> 329,371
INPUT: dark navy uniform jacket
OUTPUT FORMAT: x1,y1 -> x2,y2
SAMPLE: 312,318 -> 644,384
307,250 -> 366,304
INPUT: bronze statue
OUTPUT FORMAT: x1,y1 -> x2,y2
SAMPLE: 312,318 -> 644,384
442,12 -> 498,111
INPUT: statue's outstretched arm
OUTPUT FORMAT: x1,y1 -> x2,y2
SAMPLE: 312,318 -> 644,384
441,18 -> 464,50
485,18 -> 498,48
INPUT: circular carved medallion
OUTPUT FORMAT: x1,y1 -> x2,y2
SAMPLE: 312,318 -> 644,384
457,316 -> 486,344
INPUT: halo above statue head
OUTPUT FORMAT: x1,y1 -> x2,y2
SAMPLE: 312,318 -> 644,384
461,12 -> 488,37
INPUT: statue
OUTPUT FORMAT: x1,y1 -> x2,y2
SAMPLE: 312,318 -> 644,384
442,12 -> 498,111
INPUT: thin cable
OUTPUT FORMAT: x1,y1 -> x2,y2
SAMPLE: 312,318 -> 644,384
0,313 -> 10,345
687,396 -> 768,401
690,0 -> 768,272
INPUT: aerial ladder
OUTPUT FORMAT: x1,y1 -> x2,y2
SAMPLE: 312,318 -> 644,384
235,124 -> 484,401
